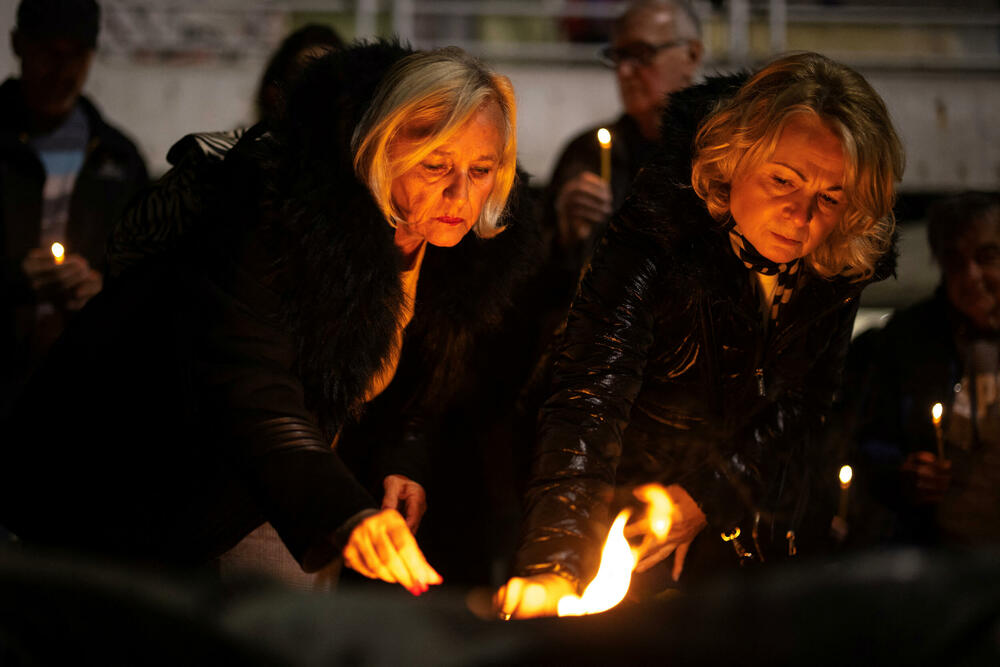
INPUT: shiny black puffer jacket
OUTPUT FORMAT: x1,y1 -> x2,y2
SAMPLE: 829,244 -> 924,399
514,75 -> 895,584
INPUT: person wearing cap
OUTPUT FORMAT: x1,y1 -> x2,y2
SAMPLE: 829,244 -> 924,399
0,0 -> 148,419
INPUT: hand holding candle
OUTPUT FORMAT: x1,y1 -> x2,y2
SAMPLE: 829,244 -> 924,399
597,127 -> 612,184
932,402 -> 946,461
837,464 -> 853,521
829,464 -> 853,542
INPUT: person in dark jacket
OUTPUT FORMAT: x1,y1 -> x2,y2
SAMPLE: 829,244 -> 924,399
1,42 -> 532,594
540,0 -> 703,324
0,0 -> 148,419
844,192 -> 1000,548
497,52 -> 904,618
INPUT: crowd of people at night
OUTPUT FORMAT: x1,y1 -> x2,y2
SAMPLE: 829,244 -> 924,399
1,0 -> 997,626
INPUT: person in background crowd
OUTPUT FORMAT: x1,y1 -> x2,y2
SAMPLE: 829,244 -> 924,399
543,0 -> 702,309
500,2 -> 705,542
497,51 -> 904,618
255,23 -> 344,125
844,192 -> 1000,548
1,42 -> 537,596
0,0 -> 148,419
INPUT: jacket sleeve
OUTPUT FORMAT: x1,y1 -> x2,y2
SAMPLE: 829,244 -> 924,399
513,215 -> 662,584
195,273 -> 377,571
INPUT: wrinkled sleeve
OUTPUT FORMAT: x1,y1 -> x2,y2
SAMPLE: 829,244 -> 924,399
195,276 -> 376,571
513,212 -> 662,584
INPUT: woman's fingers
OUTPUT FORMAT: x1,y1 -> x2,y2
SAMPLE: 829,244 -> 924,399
343,509 -> 442,593
372,525 -> 417,591
352,521 -> 397,583
391,524 -> 442,586
672,540 -> 692,581
634,539 -> 678,573
494,574 -> 575,619
495,577 -> 525,619
343,543 -> 376,579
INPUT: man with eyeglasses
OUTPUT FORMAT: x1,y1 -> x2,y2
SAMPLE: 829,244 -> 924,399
542,0 -> 702,304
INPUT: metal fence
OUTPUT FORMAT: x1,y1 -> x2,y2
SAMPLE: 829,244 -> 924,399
99,0 -> 1000,71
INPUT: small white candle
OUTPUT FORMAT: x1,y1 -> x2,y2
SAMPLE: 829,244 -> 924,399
837,464 -> 853,521
932,402 -> 945,460
597,128 -> 612,184
50,242 -> 65,265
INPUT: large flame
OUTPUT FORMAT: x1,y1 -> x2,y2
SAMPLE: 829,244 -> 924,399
557,510 -> 635,617
557,484 -> 674,617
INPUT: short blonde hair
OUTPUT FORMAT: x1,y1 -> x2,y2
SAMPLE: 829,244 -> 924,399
691,52 -> 904,280
352,47 -> 517,237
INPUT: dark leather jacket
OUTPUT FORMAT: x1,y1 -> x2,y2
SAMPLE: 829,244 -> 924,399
514,75 -> 895,584
0,42 -> 542,570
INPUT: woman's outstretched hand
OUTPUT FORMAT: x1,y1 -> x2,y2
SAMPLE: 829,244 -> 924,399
494,573 -> 577,620
626,483 -> 707,581
342,508 -> 442,595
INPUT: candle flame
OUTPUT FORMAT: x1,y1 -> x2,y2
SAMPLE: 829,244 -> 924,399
597,127 -> 612,147
932,402 -> 943,425
839,464 -> 853,488
50,242 -> 65,264
557,510 -> 635,617
557,483 -> 675,617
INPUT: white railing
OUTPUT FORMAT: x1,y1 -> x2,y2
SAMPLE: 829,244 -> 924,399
98,0 -> 1000,71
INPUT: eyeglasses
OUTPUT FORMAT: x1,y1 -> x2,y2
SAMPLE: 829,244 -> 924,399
598,39 -> 689,68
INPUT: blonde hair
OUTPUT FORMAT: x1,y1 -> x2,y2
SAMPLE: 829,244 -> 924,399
352,47 -> 517,237
691,52 -> 904,280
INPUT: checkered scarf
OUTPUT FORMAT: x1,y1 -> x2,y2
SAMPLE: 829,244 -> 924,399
728,225 -> 801,326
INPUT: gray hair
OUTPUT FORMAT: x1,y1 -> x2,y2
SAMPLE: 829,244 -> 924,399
352,47 -> 517,237
615,0 -> 702,40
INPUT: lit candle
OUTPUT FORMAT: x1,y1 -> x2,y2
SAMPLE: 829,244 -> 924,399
50,242 -> 65,265
837,464 -> 852,522
596,127 -> 612,184
932,402 -> 945,460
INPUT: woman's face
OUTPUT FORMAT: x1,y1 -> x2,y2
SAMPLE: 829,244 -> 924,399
390,101 -> 505,252
729,113 -> 847,264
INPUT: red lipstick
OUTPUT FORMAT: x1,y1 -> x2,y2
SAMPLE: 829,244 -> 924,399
435,216 -> 465,225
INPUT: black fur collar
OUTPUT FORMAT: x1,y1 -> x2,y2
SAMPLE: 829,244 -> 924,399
221,40 -> 541,436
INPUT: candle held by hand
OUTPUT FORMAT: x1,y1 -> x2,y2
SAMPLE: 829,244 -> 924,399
932,402 -> 945,461
837,464 -> 852,521
597,128 -> 612,184
50,242 -> 65,265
